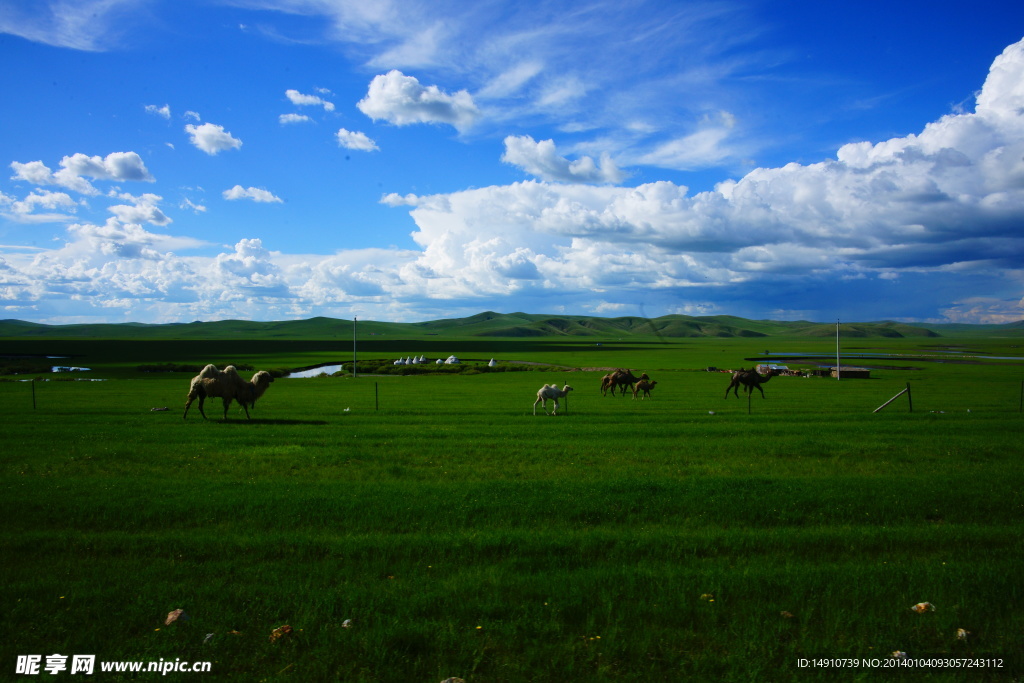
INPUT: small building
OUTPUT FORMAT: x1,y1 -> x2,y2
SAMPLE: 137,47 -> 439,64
756,363 -> 789,375
830,366 -> 871,379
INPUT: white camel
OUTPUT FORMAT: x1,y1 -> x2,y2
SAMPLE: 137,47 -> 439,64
183,364 -> 274,420
533,383 -> 573,416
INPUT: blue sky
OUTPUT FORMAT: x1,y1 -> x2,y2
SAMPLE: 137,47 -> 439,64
1,0 -> 1023,325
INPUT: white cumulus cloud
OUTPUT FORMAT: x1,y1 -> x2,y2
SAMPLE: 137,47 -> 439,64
107,192 -> 171,226
10,152 -> 154,196
357,70 -> 480,131
285,88 -> 335,112
279,113 -> 312,125
222,185 -> 283,203
4,189 -> 80,223
145,104 -> 170,119
336,128 -> 379,151
185,123 -> 243,155
502,135 -> 625,184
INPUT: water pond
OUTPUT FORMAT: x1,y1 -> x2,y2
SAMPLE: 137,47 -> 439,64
287,364 -> 346,378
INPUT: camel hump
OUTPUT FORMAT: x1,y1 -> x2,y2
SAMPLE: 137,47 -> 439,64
198,364 -> 220,379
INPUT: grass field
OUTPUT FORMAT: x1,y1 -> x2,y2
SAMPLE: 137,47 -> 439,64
2,335 -> 1023,681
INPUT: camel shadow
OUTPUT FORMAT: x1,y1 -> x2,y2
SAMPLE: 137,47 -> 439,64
213,418 -> 330,426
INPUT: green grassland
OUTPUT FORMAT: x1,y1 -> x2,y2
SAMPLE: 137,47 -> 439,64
2,326 -> 1023,681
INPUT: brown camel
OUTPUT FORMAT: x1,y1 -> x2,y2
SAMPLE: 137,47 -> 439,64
607,368 -> 643,397
632,379 -> 657,400
724,368 -> 778,399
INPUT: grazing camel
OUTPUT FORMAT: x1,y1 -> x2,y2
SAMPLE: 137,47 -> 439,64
184,364 -> 275,420
534,383 -> 573,415
632,379 -> 657,400
606,369 -> 642,397
724,368 -> 778,399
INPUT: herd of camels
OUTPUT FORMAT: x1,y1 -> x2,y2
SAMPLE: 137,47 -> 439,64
536,366 -> 779,415
597,366 -> 779,400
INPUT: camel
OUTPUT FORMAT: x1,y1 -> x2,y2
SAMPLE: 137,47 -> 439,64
724,367 -> 778,399
534,383 -> 573,415
604,369 -> 642,397
184,364 -> 274,420
632,379 -> 657,400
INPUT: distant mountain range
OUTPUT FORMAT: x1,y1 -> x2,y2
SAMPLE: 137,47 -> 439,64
2,312 -> 1022,339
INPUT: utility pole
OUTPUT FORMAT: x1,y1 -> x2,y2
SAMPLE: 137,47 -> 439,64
836,319 -> 841,381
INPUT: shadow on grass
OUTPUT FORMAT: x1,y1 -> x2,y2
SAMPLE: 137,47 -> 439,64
212,418 -> 331,426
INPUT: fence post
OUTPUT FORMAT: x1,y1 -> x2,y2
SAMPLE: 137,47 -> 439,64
32,379 -> 36,409
375,382 -> 379,411
906,382 -> 913,413
873,387 -> 908,413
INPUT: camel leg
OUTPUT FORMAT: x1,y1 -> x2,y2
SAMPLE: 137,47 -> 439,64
551,399 -> 558,416
222,397 -> 232,420
240,401 -> 251,419
533,397 -> 542,415
185,386 -> 209,419
754,384 -> 766,398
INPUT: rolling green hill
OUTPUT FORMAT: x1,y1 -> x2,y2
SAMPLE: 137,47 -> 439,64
1,311 -> 1019,340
